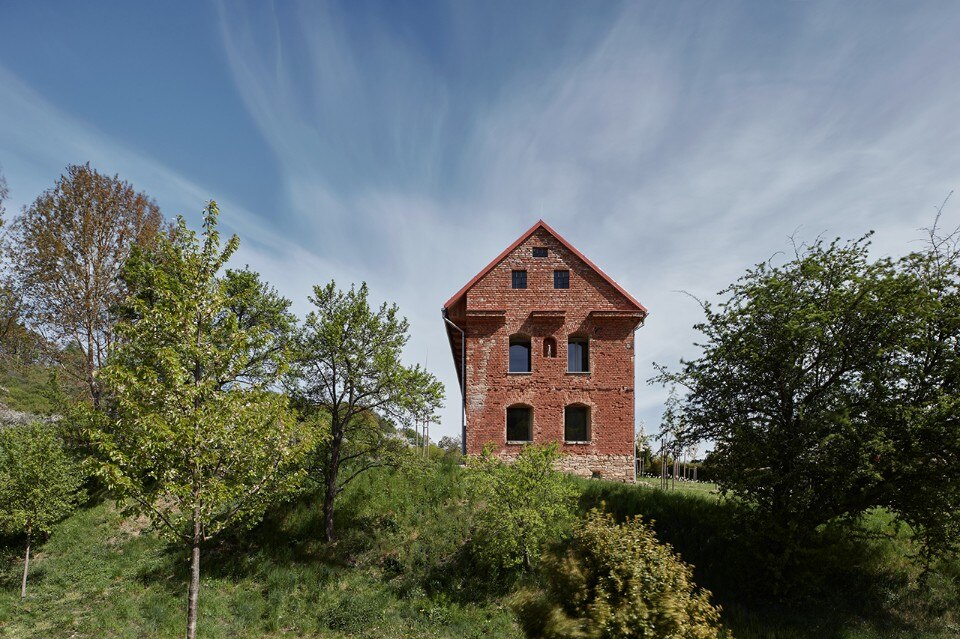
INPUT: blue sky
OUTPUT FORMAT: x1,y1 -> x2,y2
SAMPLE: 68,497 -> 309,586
2,1 -> 959,444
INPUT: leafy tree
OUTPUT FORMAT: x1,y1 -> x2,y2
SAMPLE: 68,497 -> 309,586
438,435 -> 462,456
657,222 -> 960,567
513,508 -> 729,639
467,444 -> 579,576
0,422 -> 84,598
290,281 -> 443,542
89,203 -> 312,639
9,163 -> 163,407
873,209 -> 960,566
655,236 -> 896,544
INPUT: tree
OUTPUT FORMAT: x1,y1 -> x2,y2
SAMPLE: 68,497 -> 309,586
467,444 -> 579,577
9,163 -> 163,407
0,422 -> 84,598
513,509 -> 729,639
873,205 -> 960,566
656,221 -> 960,567
290,281 -> 444,542
89,203 -> 312,639
655,235 -> 898,550
438,435 -> 462,456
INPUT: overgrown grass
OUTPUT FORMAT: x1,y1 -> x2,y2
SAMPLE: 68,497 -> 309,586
580,480 -> 960,639
2,461 -> 957,638
0,362 -> 57,415
0,464 -> 519,638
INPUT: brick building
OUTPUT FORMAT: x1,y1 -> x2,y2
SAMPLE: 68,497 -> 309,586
441,220 -> 648,481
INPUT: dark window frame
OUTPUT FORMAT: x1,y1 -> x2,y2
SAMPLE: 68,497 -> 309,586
554,269 -> 570,289
509,335 -> 532,373
568,336 -> 590,373
512,269 -> 528,289
532,247 -> 548,258
507,405 -> 533,443
564,404 -> 591,442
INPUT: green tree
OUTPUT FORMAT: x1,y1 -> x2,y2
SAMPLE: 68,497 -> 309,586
90,203 -> 312,639
657,221 -> 960,568
0,422 -> 84,598
9,163 -> 163,407
513,508 -> 729,639
874,209 -> 960,566
290,281 -> 443,542
467,443 -> 579,576
655,235 -> 897,552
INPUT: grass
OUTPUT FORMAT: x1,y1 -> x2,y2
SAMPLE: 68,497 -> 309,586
1,461 -> 957,638
0,473 -> 520,639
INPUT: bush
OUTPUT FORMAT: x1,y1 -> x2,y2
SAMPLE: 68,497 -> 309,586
513,508 -> 730,639
467,444 -> 579,580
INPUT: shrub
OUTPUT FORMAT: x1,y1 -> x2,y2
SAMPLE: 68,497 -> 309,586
467,444 -> 579,580
513,508 -> 730,639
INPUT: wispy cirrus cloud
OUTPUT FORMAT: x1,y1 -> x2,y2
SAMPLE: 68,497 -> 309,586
2,1 -> 959,440
215,1 -> 960,438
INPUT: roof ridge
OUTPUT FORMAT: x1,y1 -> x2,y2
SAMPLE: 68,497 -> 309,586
442,219 -> 647,314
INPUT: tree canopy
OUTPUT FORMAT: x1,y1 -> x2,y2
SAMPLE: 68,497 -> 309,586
289,281 -> 444,542
90,203 -> 312,639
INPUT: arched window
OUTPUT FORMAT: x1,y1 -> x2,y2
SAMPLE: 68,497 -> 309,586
564,404 -> 591,442
509,334 -> 531,373
543,336 -> 557,358
507,405 -> 533,442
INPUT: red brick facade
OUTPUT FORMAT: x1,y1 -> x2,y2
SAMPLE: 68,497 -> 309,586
442,221 -> 647,482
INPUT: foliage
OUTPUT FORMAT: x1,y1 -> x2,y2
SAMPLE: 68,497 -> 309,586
0,422 -> 84,536
0,422 -> 84,596
289,280 -> 444,542
655,223 -> 960,568
871,212 -> 960,567
467,444 -> 579,578
7,163 -> 164,407
88,203 -> 312,639
513,508 -> 729,639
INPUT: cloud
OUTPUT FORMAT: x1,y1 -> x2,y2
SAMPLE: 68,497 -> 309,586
3,1 -> 959,441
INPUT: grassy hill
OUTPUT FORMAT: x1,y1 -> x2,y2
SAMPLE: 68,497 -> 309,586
1,462 -> 957,638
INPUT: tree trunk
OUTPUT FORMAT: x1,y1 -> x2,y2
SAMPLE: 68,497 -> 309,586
20,527 -> 30,599
323,426 -> 343,543
186,514 -> 201,639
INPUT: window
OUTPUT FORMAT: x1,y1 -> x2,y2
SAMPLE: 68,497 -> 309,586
509,335 -> 531,373
543,336 -> 557,358
568,337 -> 589,372
564,405 -> 590,442
512,269 -> 527,289
554,269 -> 570,289
533,247 -> 548,258
507,405 -> 533,442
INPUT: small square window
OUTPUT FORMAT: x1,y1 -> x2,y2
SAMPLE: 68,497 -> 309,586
554,270 -> 570,289
512,270 -> 527,289
533,247 -> 548,258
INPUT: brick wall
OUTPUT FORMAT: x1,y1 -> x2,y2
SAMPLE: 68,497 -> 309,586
450,227 -> 642,482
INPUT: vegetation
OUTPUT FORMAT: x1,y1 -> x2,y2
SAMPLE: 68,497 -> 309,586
655,220 -> 960,573
0,422 -> 84,598
467,444 -> 579,578
88,204 -> 312,639
289,280 -> 444,542
7,163 -> 163,407
513,508 -> 729,639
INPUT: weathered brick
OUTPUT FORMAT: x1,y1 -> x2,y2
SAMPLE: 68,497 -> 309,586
443,222 -> 647,482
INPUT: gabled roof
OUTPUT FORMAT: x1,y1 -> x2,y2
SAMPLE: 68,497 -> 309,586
443,219 -> 648,314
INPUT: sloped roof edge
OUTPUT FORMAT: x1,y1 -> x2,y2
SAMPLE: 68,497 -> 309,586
442,219 -> 648,314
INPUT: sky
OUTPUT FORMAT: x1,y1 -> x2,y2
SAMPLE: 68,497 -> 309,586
1,1 -> 959,443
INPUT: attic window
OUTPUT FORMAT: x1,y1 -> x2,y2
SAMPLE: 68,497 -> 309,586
533,247 -> 548,258
554,270 -> 570,289
512,270 -> 527,289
